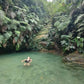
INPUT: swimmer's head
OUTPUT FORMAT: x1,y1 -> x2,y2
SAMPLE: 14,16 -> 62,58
28,57 -> 30,59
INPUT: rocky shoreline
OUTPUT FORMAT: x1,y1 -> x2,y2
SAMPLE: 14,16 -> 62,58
63,53 -> 84,67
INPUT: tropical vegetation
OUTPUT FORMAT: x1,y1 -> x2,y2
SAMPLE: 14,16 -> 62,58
0,0 -> 84,55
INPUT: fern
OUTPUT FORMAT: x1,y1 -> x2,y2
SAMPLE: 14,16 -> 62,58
0,10 -> 11,25
20,26 -> 26,31
74,14 -> 84,24
77,27 -> 84,32
15,31 -> 20,37
12,19 -> 20,25
20,21 -> 28,26
4,31 -> 12,40
27,25 -> 32,31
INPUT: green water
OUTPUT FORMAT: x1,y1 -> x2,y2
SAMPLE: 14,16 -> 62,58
0,52 -> 84,84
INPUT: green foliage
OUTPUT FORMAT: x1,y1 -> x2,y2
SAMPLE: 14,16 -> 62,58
56,31 -> 84,53
16,43 -> 20,51
4,31 -> 12,39
0,35 -> 4,44
0,1 -> 43,51
0,0 -> 83,53
48,14 -> 70,48
74,14 -> 84,24
74,37 -> 84,52
20,21 -> 28,26
53,15 -> 70,31
61,35 -> 76,53
48,1 -> 84,54
0,10 -> 11,25
74,14 -> 84,37
15,31 -> 20,37
27,25 -> 32,32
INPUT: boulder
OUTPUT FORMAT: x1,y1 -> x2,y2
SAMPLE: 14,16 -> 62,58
63,53 -> 84,66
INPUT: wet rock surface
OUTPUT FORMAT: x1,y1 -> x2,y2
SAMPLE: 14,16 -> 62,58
63,53 -> 84,67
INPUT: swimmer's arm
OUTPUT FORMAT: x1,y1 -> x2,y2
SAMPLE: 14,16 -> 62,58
21,59 -> 26,62
30,59 -> 32,63
31,59 -> 32,62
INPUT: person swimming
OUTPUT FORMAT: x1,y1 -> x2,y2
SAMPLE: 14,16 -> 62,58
21,57 -> 32,66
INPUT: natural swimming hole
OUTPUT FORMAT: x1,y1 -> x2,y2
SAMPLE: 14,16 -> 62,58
0,52 -> 84,84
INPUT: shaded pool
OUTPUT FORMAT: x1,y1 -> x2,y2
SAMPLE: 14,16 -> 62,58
0,52 -> 84,84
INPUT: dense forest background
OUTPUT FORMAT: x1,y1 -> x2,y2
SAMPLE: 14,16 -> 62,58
0,0 -> 84,54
